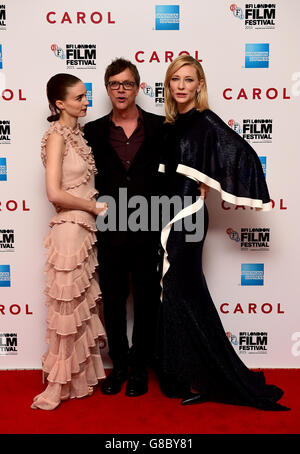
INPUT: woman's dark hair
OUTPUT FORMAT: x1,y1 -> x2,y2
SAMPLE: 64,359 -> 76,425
104,58 -> 140,87
46,73 -> 81,122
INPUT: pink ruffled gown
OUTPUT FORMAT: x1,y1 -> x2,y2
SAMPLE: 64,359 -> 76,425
31,121 -> 106,410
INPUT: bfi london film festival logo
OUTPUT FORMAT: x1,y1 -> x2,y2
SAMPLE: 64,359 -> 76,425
241,263 -> 264,286
0,157 -> 7,181
226,227 -> 270,251
0,264 -> 10,286
140,82 -> 164,106
51,43 -> 97,69
84,83 -> 93,107
0,119 -> 10,144
0,333 -> 17,355
245,43 -> 269,68
228,118 -> 272,144
226,331 -> 268,354
155,5 -> 180,30
0,5 -> 6,30
0,229 -> 14,251
230,3 -> 276,29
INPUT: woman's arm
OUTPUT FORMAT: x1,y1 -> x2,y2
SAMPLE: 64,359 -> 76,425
45,131 -> 106,216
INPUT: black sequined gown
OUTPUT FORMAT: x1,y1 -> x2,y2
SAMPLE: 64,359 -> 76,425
157,108 -> 289,411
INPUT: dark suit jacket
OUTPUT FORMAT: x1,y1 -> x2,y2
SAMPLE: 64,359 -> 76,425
84,107 -> 165,247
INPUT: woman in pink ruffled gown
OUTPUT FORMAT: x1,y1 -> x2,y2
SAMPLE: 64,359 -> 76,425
31,74 -> 107,410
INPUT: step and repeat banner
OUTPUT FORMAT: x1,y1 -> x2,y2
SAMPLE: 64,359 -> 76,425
0,0 -> 299,370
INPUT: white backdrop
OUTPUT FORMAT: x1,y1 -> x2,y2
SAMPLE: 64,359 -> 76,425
0,0 -> 299,370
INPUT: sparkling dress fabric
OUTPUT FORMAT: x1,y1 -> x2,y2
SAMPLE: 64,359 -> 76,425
157,109 -> 289,411
31,122 -> 106,410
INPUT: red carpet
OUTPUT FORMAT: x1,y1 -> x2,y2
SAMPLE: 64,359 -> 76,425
0,369 -> 299,434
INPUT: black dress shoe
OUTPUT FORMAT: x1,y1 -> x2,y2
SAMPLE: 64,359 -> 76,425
125,367 -> 148,397
100,369 -> 128,395
181,393 -> 208,406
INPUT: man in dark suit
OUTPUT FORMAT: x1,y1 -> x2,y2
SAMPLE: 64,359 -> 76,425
84,58 -> 164,397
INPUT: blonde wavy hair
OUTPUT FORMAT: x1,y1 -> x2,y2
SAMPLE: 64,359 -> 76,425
164,55 -> 209,124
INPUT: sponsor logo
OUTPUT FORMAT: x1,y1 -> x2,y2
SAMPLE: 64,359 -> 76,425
223,87 -> 290,100
51,44 -> 97,69
135,50 -> 202,63
0,229 -> 14,251
0,43 -> 2,68
230,3 -> 276,30
226,331 -> 268,354
221,198 -> 287,211
0,199 -> 30,212
46,11 -> 115,24
220,302 -> 284,315
0,119 -> 10,144
0,5 -> 6,30
84,83 -> 92,107
241,263 -> 264,286
226,227 -> 270,251
140,82 -> 164,106
245,43 -> 269,68
155,5 -> 180,30
0,156 -> 7,181
259,156 -> 266,177
0,264 -> 10,286
291,332 -> 300,357
228,118 -> 272,143
0,333 -> 17,355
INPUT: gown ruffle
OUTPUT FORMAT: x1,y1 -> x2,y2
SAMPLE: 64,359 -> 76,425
31,122 -> 106,410
157,109 -> 290,411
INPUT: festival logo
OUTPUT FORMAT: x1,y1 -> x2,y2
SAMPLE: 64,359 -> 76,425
0,304 -> 33,316
0,5 -> 6,30
84,83 -> 92,107
245,43 -> 269,68
155,5 -> 180,30
0,89 -> 26,102
135,50 -> 202,63
0,229 -> 14,251
0,264 -> 10,286
140,82 -> 164,106
0,120 -> 10,144
226,227 -> 270,251
259,156 -> 266,178
230,3 -> 276,30
0,157 -> 7,181
220,301 -> 284,315
221,198 -> 287,211
223,87 -> 290,101
46,11 -> 115,25
0,44 -> 3,68
51,44 -> 97,69
228,118 -> 272,143
226,331 -> 268,354
0,333 -> 17,355
0,199 -> 30,212
241,263 -> 264,286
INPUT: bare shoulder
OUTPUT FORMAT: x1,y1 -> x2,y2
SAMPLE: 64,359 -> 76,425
45,130 -> 65,158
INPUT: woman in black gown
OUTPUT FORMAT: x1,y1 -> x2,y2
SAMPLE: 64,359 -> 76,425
157,55 -> 289,411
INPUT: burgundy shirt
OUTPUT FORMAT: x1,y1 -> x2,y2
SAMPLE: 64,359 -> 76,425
108,108 -> 145,170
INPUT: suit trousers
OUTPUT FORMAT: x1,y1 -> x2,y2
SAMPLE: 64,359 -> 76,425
98,237 -> 161,371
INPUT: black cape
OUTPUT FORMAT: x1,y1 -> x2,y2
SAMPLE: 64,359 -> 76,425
157,108 -> 289,411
